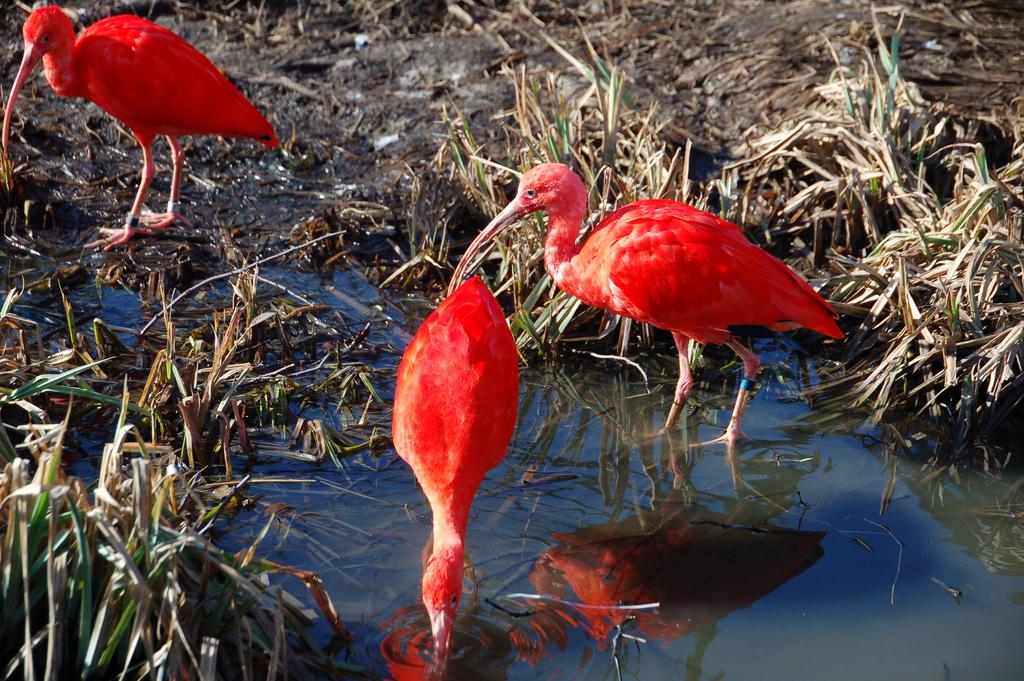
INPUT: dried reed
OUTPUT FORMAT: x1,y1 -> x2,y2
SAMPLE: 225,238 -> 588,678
729,18 -> 1024,448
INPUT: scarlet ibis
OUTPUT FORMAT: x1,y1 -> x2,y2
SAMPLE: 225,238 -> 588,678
392,276 -> 519,662
450,163 -> 842,444
2,6 -> 278,250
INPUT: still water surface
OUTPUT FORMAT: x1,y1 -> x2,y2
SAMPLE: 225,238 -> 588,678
211,279 -> 1022,681
33,263 -> 1024,681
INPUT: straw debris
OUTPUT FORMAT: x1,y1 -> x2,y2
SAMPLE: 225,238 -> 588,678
435,16 -> 1023,444
729,19 -> 1024,447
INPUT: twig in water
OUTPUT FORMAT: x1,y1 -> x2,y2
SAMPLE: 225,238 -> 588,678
520,491 -> 541,556
256,274 -> 314,306
138,230 -> 345,335
863,517 -> 903,605
930,576 -> 964,604
341,322 -> 372,354
611,623 -> 624,681
517,469 -> 578,487
502,593 -> 659,611
610,616 -> 643,681
585,351 -> 650,393
484,597 -> 534,618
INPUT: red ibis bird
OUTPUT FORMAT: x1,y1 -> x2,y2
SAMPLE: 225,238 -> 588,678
392,276 -> 519,663
2,6 -> 278,250
450,163 -> 842,445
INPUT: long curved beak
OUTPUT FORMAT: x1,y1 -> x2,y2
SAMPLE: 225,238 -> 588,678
3,42 -> 42,151
429,609 -> 454,663
447,198 -> 523,295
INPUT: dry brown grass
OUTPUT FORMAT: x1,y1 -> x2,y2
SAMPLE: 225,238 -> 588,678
432,15 -> 1023,448
0,288 -> 357,678
728,18 -> 1024,451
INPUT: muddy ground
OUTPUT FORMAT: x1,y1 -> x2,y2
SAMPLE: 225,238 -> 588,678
2,0 -> 1021,291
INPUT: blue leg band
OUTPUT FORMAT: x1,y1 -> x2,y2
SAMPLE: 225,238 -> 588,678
126,215 -> 140,228
740,377 -> 757,392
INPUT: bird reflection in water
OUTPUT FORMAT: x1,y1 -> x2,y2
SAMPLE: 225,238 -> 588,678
524,505 -> 825,650
380,503 -> 824,678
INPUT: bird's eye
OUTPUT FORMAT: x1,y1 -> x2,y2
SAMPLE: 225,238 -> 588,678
42,35 -> 50,43
525,189 -> 537,199
450,595 -> 457,606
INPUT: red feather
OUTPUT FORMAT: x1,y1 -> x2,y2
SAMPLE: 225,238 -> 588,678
72,15 -> 277,145
452,162 -> 844,437
391,276 -> 519,660
571,200 -> 842,344
393,277 -> 519,502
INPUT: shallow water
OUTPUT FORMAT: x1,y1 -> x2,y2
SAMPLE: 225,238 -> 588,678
14,258 -> 1024,681
212,297 -> 1023,681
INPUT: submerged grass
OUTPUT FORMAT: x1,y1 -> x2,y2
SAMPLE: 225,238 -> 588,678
87,267 -> 384,467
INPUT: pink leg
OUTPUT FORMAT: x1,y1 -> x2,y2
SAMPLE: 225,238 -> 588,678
700,338 -> 761,447
86,136 -> 189,250
140,136 -> 192,228
86,138 -> 158,250
167,135 -> 185,211
664,332 -> 694,429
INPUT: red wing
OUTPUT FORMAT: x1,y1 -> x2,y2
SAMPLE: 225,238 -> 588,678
392,278 -> 518,490
75,16 -> 276,143
589,201 -> 839,342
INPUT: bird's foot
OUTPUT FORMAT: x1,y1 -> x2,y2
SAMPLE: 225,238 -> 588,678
693,423 -> 750,449
140,209 -> 192,230
85,225 -> 159,251
86,209 -> 192,251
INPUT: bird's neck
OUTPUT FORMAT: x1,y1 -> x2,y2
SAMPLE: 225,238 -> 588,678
543,202 -> 588,289
42,28 -> 79,97
431,506 -> 468,559
421,479 -> 473,557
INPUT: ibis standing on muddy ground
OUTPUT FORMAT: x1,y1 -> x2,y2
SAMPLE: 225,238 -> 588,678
392,276 -> 520,665
1,6 -> 278,249
450,163 -> 843,445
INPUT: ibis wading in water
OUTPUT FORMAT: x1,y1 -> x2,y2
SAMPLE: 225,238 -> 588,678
450,163 -> 842,444
2,6 -> 279,249
392,277 -> 519,663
